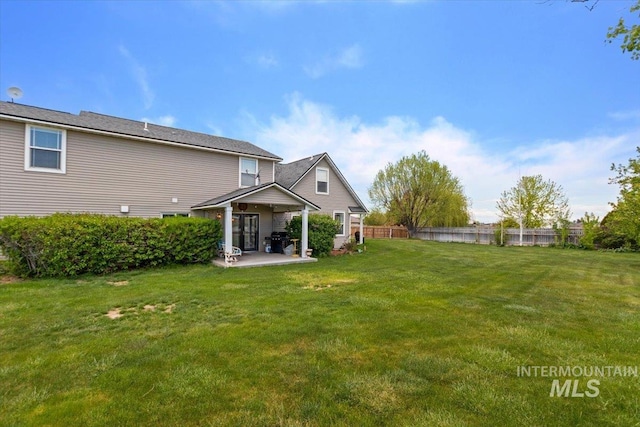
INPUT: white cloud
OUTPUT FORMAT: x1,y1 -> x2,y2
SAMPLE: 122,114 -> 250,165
141,115 -> 176,127
118,45 -> 154,110
337,44 -> 364,68
205,121 -> 224,137
608,109 -> 640,121
252,93 -> 638,223
304,44 -> 364,78
246,51 -> 279,69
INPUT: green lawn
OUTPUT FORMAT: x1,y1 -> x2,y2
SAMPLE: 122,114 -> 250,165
1,240 -> 639,426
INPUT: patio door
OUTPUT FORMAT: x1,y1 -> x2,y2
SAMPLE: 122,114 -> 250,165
232,214 -> 259,251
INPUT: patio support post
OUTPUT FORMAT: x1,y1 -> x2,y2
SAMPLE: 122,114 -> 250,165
224,204 -> 233,254
359,213 -> 364,244
301,206 -> 309,258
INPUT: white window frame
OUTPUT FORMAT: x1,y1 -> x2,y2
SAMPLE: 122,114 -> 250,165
239,157 -> 258,188
162,212 -> 190,218
316,167 -> 329,195
24,125 -> 67,174
333,210 -> 346,236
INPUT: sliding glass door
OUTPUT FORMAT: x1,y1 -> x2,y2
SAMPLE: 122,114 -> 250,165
232,214 -> 259,251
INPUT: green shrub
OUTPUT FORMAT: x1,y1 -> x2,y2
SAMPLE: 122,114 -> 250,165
0,214 -> 221,277
552,218 -> 572,248
579,212 -> 600,250
594,211 -> 639,251
286,214 -> 340,257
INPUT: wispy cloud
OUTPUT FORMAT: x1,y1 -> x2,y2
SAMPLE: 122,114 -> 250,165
183,1 -> 296,30
252,93 -> 637,223
118,45 -> 154,110
141,115 -> 176,127
608,109 -> 640,121
246,51 -> 279,69
304,44 -> 364,78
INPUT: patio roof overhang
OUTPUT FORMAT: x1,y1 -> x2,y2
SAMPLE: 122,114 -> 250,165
191,182 -> 321,211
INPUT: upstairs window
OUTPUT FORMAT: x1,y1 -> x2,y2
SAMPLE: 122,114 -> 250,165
240,158 -> 258,187
25,125 -> 66,173
316,167 -> 329,194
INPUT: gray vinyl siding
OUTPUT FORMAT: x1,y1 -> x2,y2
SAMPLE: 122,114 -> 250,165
290,158 -> 362,248
239,187 -> 305,206
0,119 -> 273,218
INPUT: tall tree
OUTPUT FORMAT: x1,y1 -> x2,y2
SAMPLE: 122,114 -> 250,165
496,175 -> 571,246
607,0 -> 640,60
608,147 -> 640,246
368,151 -> 470,236
363,208 -> 390,226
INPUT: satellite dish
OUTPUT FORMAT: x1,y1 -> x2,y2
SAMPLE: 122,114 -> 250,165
7,87 -> 23,102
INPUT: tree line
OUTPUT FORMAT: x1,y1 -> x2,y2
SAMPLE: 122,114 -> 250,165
367,148 -> 640,250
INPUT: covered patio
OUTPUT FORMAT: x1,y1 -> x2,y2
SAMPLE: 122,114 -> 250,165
192,182 -> 321,266
212,251 -> 317,268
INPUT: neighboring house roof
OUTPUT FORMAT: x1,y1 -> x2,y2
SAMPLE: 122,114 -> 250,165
0,101 -> 281,160
192,182 -> 320,210
275,152 -> 369,213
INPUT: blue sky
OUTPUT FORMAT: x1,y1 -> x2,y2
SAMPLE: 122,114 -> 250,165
1,0 -> 638,222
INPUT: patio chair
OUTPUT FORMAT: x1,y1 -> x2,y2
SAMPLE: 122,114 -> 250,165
217,241 -> 242,264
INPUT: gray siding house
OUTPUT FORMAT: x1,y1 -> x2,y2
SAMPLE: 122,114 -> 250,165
0,101 -> 367,256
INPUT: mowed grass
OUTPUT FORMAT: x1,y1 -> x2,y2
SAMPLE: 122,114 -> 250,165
1,240 -> 639,426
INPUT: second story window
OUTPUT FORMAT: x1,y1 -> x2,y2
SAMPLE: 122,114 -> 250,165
240,158 -> 258,187
25,125 -> 66,173
316,167 -> 329,194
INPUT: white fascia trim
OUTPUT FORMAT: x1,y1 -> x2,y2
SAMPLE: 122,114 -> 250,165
1,114 -> 282,162
290,154 -> 325,189
287,153 -> 367,212
322,155 -> 368,212
192,183 -> 321,211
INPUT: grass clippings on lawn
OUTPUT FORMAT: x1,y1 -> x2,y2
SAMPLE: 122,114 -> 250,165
0,239 -> 639,426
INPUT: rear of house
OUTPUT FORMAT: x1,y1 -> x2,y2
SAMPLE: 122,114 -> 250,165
0,102 -> 367,254
0,102 -> 282,219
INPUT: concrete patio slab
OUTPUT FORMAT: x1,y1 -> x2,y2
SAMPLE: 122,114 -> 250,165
212,252 -> 317,268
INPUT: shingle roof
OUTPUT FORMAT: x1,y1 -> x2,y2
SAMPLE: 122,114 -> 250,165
192,183 -> 274,208
275,153 -> 326,188
192,182 -> 320,210
0,101 -> 281,160
275,152 -> 368,213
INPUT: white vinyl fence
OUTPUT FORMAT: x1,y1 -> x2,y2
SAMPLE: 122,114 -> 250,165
414,226 -> 583,247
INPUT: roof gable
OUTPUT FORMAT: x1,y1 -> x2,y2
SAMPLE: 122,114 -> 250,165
0,102 -> 281,160
192,182 -> 320,210
275,152 -> 325,188
275,152 -> 368,212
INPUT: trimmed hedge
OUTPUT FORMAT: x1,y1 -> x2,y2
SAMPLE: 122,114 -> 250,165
286,214 -> 340,257
0,214 -> 221,277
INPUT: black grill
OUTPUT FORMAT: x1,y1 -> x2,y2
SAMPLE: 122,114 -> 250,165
270,231 -> 289,254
